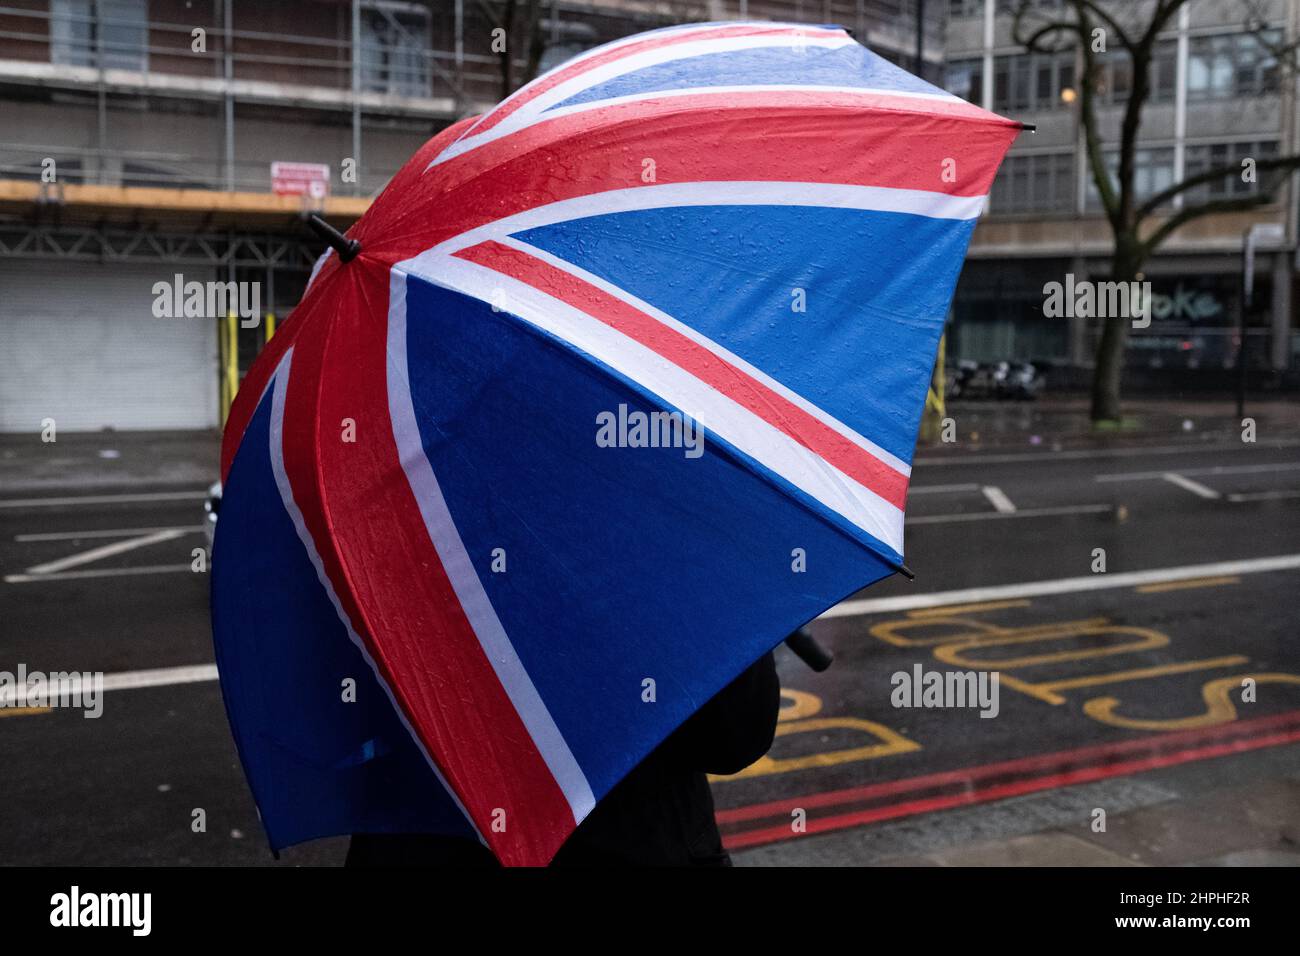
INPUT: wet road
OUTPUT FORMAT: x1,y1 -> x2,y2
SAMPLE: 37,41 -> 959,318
2,436 -> 1298,865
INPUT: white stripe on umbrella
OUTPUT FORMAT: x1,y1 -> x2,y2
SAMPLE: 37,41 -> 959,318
401,252 -> 908,555
493,233 -> 913,479
448,24 -> 852,127
265,349 -> 486,844
419,182 -> 985,263
434,30 -> 867,165
385,270 -> 598,825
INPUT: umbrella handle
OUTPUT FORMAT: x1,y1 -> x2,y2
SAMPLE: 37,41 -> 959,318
304,213 -> 362,262
784,628 -> 834,672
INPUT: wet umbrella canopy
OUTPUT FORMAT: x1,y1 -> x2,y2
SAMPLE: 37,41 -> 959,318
210,20 -> 1020,866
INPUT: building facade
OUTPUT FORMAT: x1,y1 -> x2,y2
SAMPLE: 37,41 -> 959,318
945,0 -> 1300,391
0,0 -> 945,432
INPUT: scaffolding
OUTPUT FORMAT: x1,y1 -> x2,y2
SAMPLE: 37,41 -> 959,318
0,1 -> 946,194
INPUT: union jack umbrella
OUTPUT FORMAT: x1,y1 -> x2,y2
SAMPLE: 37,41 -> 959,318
211,21 -> 1021,866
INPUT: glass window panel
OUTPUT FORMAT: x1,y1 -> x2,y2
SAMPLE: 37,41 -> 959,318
97,0 -> 147,71
50,0 -> 95,67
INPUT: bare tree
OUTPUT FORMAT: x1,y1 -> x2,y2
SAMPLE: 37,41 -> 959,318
1010,0 -> 1300,423
475,0 -> 710,99
475,0 -> 545,98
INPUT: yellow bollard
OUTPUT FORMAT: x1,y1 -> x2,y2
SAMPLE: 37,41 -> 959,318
220,311 -> 239,427
919,333 -> 946,444
217,314 -> 227,427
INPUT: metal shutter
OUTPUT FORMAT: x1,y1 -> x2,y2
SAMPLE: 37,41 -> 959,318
0,260 -> 218,431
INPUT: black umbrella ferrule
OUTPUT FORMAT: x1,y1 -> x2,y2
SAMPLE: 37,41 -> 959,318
304,213 -> 362,263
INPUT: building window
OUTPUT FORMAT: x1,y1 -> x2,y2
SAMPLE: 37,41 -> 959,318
948,0 -> 985,18
993,50 -> 1074,112
945,58 -> 983,103
1184,140 -> 1280,202
998,0 -> 1065,10
51,0 -> 148,71
1187,30 -> 1280,101
1151,40 -> 1177,103
359,3 -> 431,97
990,151 -> 1075,213
1086,147 -> 1176,210
1098,49 -> 1132,104
536,18 -> 599,74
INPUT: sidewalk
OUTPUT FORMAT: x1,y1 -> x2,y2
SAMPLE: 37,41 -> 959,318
921,395 -> 1300,455
734,753 -> 1300,867
0,429 -> 220,495
1,395 -> 1297,496
866,775 -> 1300,867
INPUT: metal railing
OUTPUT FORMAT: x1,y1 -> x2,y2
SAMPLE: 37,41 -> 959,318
0,1 -> 947,197
0,3 -> 499,103
0,142 -> 404,197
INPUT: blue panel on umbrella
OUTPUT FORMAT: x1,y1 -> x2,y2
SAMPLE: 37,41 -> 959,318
401,275 -> 894,804
212,383 -> 475,850
548,44 -> 940,111
513,204 -> 974,465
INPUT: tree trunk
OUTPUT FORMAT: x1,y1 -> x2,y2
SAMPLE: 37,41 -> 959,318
499,0 -> 518,99
523,0 -> 545,88
1089,245 -> 1141,424
1090,315 -> 1126,423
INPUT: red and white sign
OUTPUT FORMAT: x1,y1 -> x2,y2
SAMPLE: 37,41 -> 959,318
271,161 -> 331,198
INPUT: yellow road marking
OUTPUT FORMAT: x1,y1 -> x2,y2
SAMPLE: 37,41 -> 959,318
1135,575 -> 1240,594
1084,673 -> 1300,730
711,718 -> 920,782
0,706 -> 52,718
907,599 -> 1032,618
871,616 -> 1110,648
933,624 -> 1167,669
777,689 -> 822,722
999,655 -> 1250,705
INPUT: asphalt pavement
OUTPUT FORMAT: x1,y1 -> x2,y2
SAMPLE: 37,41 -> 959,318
2,404 -> 1298,866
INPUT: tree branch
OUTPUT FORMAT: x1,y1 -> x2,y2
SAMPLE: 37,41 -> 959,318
1074,0 -> 1134,51
473,0 -> 502,29
1072,7 -> 1122,229
1011,1 -> 1082,54
1139,193 -> 1273,255
1136,154 -> 1300,220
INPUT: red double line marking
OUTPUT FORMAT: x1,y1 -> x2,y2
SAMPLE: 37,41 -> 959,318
718,708 -> 1300,850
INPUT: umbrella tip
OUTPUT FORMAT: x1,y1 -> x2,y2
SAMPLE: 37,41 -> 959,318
897,562 -> 916,581
303,212 -> 362,263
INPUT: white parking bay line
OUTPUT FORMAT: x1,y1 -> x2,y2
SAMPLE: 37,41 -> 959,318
981,485 -> 1017,513
908,504 -> 1111,525
1097,461 -> 1300,482
23,529 -> 186,575
1161,472 -> 1221,500
16,525 -> 205,542
4,564 -> 195,584
916,438 -> 1300,467
98,664 -> 219,694
0,490 -> 208,509
1228,489 -> 1300,502
907,483 -> 980,495
820,553 -> 1300,619
0,663 -> 219,706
